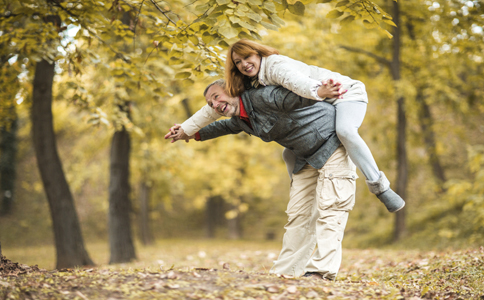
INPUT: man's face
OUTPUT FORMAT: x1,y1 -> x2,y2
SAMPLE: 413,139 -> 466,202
205,84 -> 240,117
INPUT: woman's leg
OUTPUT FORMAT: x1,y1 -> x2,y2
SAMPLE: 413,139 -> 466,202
334,101 -> 405,212
334,101 -> 379,181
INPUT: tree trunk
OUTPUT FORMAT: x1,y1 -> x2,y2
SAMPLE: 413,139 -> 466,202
205,196 -> 224,238
181,98 -> 192,118
405,11 -> 447,192
394,96 -> 407,241
0,50 -> 19,217
107,9 -> 137,263
138,181 -> 153,245
32,59 -> 93,268
205,197 -> 216,238
227,216 -> 240,240
0,111 -> 17,216
227,202 -> 242,240
417,92 -> 447,189
391,0 -> 407,241
108,126 -> 136,263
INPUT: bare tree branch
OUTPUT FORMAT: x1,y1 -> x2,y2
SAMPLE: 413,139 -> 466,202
150,0 -> 177,25
339,45 -> 391,67
133,0 -> 146,52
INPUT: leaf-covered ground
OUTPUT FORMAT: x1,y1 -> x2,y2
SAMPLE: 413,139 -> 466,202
1,241 -> 483,299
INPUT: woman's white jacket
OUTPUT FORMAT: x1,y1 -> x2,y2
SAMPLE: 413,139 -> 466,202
181,54 -> 368,136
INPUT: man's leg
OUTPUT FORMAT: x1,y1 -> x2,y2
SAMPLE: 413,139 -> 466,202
304,210 -> 350,279
282,148 -> 296,180
270,164 -> 319,278
304,146 -> 357,280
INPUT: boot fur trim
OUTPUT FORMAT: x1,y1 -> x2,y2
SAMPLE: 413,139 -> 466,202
366,171 -> 390,195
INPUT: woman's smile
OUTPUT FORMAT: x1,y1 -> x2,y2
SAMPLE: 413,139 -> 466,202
232,52 -> 261,77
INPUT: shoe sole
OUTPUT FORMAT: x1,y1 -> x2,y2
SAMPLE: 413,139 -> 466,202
390,201 -> 406,213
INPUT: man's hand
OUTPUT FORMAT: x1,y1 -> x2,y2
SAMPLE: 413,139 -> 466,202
317,79 -> 347,99
164,124 -> 193,143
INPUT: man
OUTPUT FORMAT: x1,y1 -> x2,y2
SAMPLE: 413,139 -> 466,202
166,79 -> 358,280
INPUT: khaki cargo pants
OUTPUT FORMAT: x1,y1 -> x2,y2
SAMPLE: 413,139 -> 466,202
270,146 -> 357,279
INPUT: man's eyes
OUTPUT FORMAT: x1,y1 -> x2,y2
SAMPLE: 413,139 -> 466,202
208,95 -> 218,107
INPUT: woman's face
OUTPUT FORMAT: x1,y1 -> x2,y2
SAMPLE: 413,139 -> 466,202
232,51 -> 261,77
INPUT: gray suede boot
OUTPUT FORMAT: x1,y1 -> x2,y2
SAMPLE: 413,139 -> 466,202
366,172 -> 405,213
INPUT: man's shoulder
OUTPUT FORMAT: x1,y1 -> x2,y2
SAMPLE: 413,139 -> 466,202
244,85 -> 287,101
241,85 -> 283,111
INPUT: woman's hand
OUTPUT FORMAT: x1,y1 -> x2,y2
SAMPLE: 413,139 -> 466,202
317,79 -> 347,99
164,124 -> 193,143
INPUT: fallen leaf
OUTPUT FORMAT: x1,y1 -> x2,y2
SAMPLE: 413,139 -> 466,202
306,290 -> 319,298
76,291 -> 89,300
267,285 -> 280,293
270,294 -> 289,300
286,285 -> 297,294
167,271 -> 178,279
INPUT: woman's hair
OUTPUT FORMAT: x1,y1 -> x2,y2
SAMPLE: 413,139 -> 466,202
225,39 -> 279,97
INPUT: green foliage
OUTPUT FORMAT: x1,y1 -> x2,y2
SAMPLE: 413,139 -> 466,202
324,0 -> 394,37
0,0 -> 395,134
405,145 -> 484,248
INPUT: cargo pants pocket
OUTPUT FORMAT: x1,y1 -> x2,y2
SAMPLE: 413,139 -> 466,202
316,168 -> 358,211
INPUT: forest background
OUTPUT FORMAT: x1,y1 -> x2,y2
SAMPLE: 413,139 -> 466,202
0,0 -> 483,270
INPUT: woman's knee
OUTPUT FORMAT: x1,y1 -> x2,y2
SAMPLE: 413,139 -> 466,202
335,126 -> 358,142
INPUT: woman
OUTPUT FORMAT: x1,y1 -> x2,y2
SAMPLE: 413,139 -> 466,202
168,39 -> 405,213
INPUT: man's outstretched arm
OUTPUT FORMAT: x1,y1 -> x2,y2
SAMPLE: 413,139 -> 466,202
165,118 -> 243,143
198,118 -> 243,141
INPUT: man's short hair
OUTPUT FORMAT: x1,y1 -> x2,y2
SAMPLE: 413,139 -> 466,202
203,79 -> 226,97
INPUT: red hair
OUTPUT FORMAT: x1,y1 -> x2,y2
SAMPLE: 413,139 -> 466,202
225,39 -> 279,97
